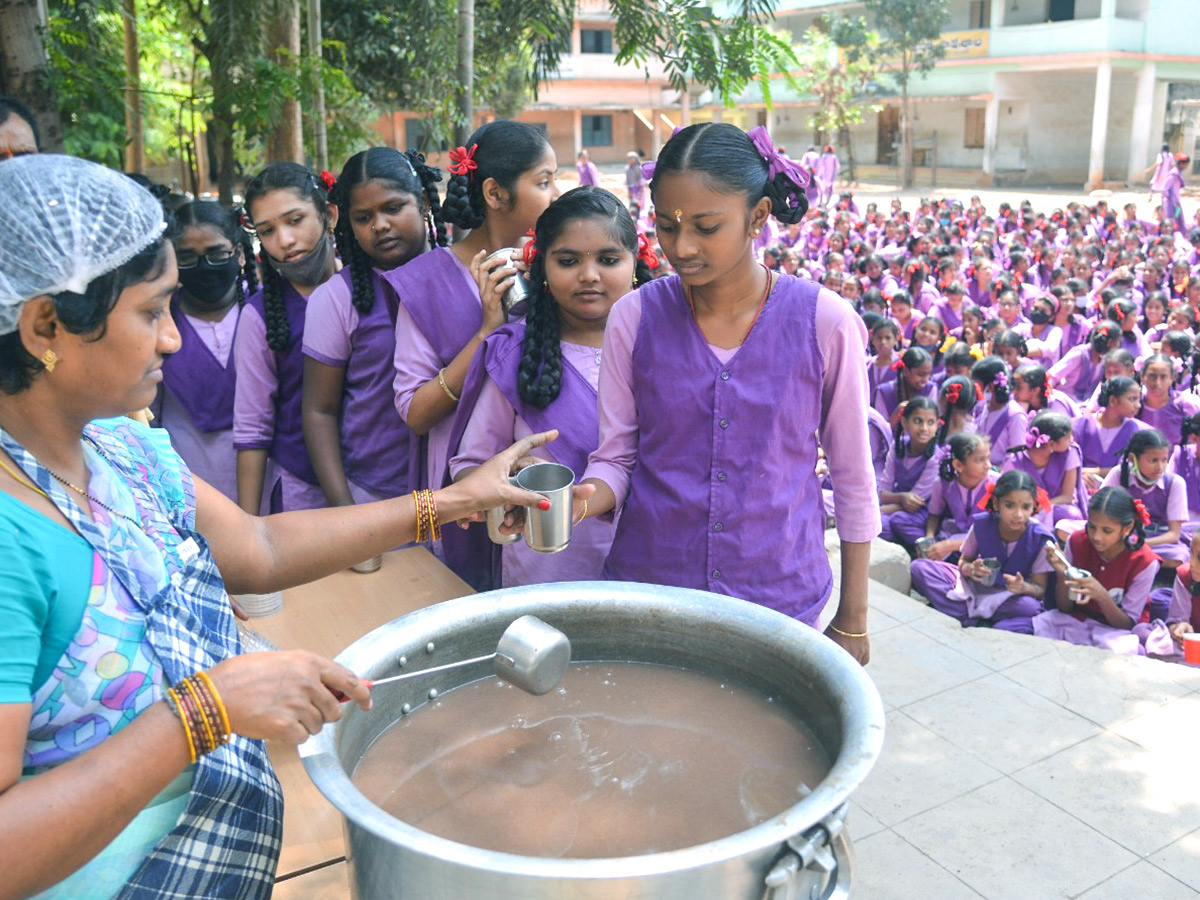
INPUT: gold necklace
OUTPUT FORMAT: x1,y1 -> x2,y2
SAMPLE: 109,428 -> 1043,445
0,454 -> 46,497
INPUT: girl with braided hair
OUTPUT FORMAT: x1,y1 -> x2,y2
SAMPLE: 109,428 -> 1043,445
971,356 -> 1028,467
233,162 -> 339,513
577,123 -> 879,664
153,201 -> 257,501
1012,363 -> 1079,423
1072,375 -> 1146,489
446,186 -> 651,588
386,120 -> 559,503
302,148 -> 447,510
1134,352 -> 1200,444
1170,412 -> 1200,544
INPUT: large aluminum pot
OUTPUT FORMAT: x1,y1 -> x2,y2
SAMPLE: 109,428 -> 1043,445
300,581 -> 885,900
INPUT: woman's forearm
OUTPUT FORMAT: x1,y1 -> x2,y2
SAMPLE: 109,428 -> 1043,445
832,539 -> 870,632
303,406 -> 353,507
0,703 -> 189,900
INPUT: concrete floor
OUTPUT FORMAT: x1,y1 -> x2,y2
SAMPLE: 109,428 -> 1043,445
846,578 -> 1200,899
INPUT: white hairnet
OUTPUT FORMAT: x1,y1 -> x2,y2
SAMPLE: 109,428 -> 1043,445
0,154 -> 166,336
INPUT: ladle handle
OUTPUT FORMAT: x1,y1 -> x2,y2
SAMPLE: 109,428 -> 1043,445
333,652 -> 498,702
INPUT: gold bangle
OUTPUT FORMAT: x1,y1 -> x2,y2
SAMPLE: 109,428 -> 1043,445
436,368 -> 460,403
574,497 -> 588,525
168,687 -> 198,764
412,491 -> 425,543
196,670 -> 232,744
828,624 -> 868,639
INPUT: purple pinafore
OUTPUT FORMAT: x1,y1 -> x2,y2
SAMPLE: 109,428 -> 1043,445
1008,443 -> 1088,525
603,275 -> 831,624
155,293 -> 239,501
445,323 -> 613,590
1138,392 -> 1198,445
1170,444 -> 1199,543
384,247 -> 483,493
878,436 -> 942,546
1123,474 -> 1190,564
1072,414 -> 1144,469
242,284 -> 321,509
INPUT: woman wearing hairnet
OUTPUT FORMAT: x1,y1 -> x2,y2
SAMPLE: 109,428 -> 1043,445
0,155 -> 571,899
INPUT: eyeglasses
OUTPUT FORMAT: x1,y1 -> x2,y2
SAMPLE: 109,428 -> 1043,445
176,249 -> 236,269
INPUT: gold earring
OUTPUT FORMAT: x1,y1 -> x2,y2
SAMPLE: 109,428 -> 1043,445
40,349 -> 58,373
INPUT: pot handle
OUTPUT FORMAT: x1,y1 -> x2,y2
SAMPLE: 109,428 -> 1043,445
763,805 -> 851,900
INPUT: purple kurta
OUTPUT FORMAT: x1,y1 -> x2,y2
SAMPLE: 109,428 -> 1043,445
1048,345 -> 1106,403
385,247 -> 482,492
1004,443 -> 1087,526
1072,414 -> 1146,469
1137,391 -> 1200,445
302,267 -> 411,497
447,324 -> 614,589
154,295 -> 240,501
976,399 -> 1029,465
601,275 -> 845,623
928,473 -> 999,541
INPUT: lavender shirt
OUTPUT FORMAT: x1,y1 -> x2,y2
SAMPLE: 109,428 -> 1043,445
584,283 -> 880,543
155,305 -> 239,501
975,399 -> 1029,465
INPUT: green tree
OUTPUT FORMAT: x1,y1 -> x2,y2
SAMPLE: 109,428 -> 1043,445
794,25 -> 880,183
838,0 -> 949,188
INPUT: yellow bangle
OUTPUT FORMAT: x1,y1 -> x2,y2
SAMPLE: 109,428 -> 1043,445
196,670 -> 232,742
437,368 -> 460,403
574,497 -> 588,525
828,624 -> 868,639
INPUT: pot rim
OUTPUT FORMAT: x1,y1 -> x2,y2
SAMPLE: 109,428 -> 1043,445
300,580 -> 885,878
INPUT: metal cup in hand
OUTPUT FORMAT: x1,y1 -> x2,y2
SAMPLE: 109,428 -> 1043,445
977,558 -> 1002,587
486,484 -> 522,546
514,462 -> 575,554
483,247 -> 530,318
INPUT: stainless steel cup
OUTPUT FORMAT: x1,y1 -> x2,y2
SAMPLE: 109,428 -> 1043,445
977,558 -> 1002,587
1066,567 -> 1091,604
485,485 -> 522,546
514,462 -> 574,554
914,536 -> 936,559
352,555 -> 383,574
483,247 -> 530,318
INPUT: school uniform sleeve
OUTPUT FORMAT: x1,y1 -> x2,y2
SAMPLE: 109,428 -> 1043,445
817,289 -> 883,541
1167,575 -> 1193,624
1100,466 -> 1122,489
928,478 -> 948,516
1122,559 -> 1160,620
959,526 -> 979,560
392,301 -> 441,423
448,374 -> 548,478
232,301 -> 278,450
912,450 -> 945,499
1166,474 -> 1189,522
302,275 -> 356,367
998,404 -> 1028,454
1030,542 -> 1053,576
584,291 -> 642,507
1047,346 -> 1082,393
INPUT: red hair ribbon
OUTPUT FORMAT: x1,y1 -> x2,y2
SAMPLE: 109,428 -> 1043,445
521,241 -> 538,267
448,143 -> 479,177
974,381 -> 985,402
318,170 -> 337,192
1133,499 -> 1151,527
890,358 -> 905,371
1036,487 -> 1052,512
945,382 -> 962,404
637,233 -> 660,270
977,481 -> 997,510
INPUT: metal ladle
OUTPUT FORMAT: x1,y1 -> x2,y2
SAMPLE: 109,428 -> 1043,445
340,615 -> 572,700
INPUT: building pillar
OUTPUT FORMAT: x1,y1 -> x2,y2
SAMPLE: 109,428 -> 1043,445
989,0 -> 1004,28
573,109 -> 583,158
981,93 -> 1000,180
1127,62 -> 1157,185
1087,61 -> 1112,190
1100,0 -> 1116,17
651,111 -> 662,158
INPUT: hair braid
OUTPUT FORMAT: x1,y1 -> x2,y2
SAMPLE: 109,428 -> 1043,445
261,262 -> 290,352
517,253 -> 564,409
406,150 -> 449,248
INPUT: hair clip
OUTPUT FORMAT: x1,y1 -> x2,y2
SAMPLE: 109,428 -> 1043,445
1036,487 -> 1052,512
993,370 -> 1008,389
890,358 -> 905,371
448,143 -> 479,178
1132,498 -> 1151,526
636,233 -> 659,270
1025,427 -> 1051,450
522,241 -> 538,267
318,170 -> 337,192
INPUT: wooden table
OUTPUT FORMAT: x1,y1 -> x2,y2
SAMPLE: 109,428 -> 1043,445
248,548 -> 472,884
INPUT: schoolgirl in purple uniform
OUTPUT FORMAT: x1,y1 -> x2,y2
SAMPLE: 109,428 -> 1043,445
578,123 -> 878,662
1135,353 -> 1200,445
448,187 -> 646,588
1073,376 -> 1146,490
1171,413 -> 1200,544
866,318 -> 900,398
1001,411 -> 1086,527
937,375 -> 979,442
233,163 -> 339,513
887,289 -> 923,342
910,315 -> 947,381
1019,294 -> 1064,366
878,396 -> 943,548
915,432 -> 996,563
1099,428 -> 1189,567
874,346 -> 935,427
154,201 -> 257,502
992,329 -> 1032,373
1048,321 -> 1120,403
1013,363 -> 1079,423
971,356 -> 1027,467
302,148 -> 447,509
912,470 -> 1054,633
1036,487 -> 1166,655
388,120 -> 560,496
1049,284 -> 1090,360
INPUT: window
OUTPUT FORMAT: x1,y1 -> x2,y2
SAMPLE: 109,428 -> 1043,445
968,0 -> 990,28
405,119 -> 449,153
581,114 -> 613,148
964,108 -> 986,149
580,28 -> 613,54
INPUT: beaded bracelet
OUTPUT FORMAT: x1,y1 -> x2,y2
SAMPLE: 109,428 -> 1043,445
412,489 -> 442,543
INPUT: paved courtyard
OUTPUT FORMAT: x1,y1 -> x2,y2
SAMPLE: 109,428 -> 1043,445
843,577 -> 1200,899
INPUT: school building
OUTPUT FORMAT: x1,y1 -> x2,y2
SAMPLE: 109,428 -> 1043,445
699,0 -> 1200,188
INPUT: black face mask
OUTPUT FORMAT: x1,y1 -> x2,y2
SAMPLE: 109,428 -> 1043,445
178,256 -> 241,307
1029,309 -> 1052,326
1190,578 -> 1200,598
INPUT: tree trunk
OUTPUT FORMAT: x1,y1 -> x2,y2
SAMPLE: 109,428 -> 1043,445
266,0 -> 303,164
210,65 -> 237,204
899,65 -> 912,189
122,0 -> 145,172
306,0 -> 327,171
455,0 -> 475,145
0,0 -> 65,150
840,124 -> 855,184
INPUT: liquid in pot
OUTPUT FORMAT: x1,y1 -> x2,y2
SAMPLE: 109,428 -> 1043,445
352,662 -> 830,858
